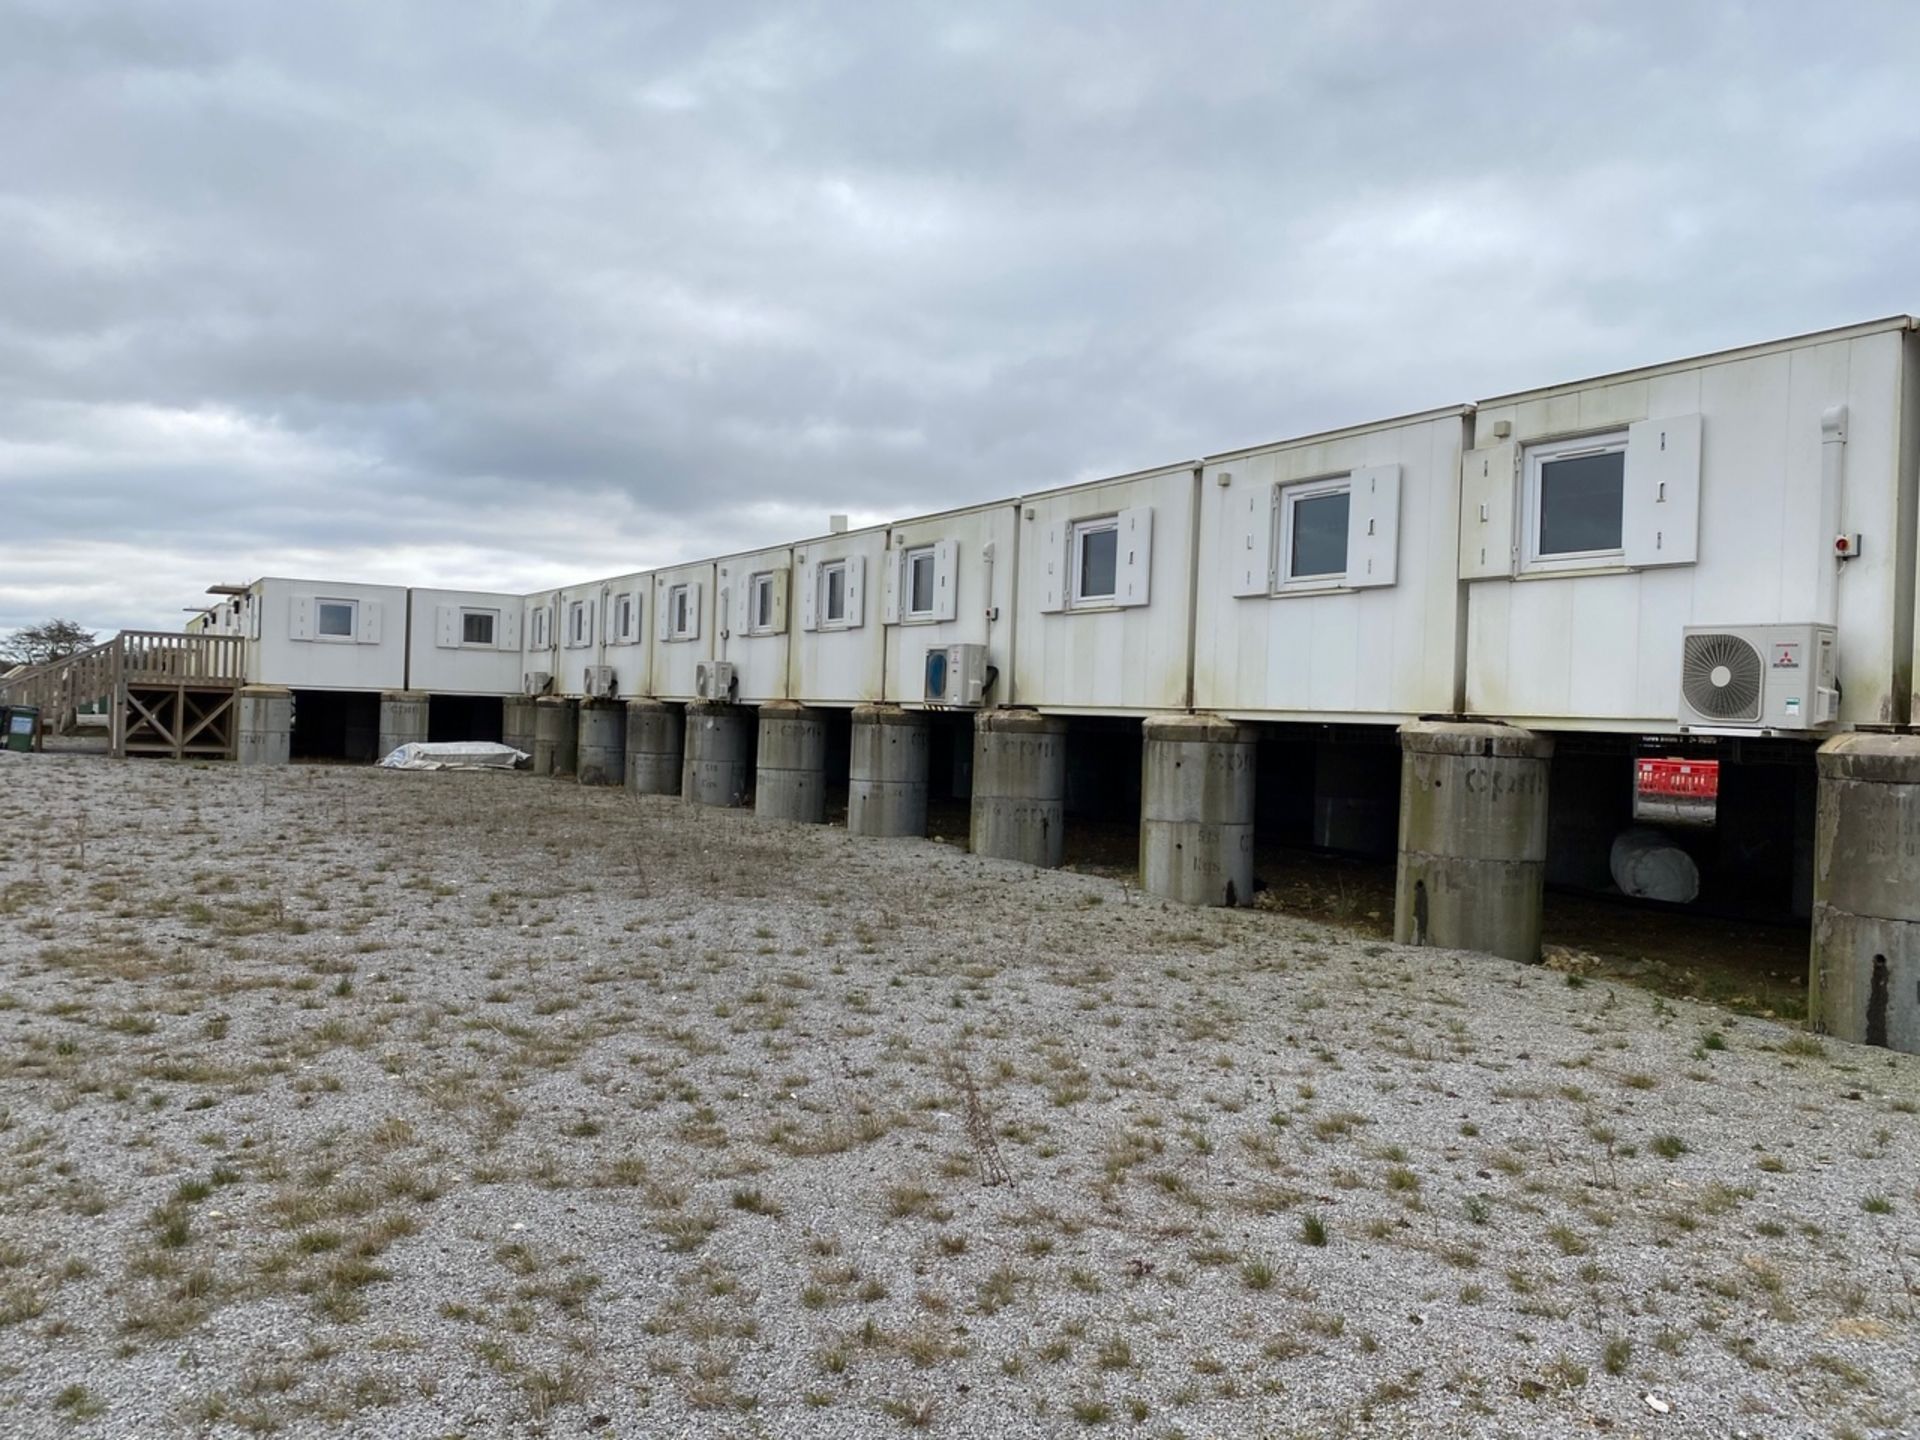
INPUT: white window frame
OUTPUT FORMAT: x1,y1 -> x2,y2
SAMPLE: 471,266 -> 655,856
818,560 -> 850,629
1276,476 -> 1352,591
667,583 -> 694,641
531,605 -> 551,652
612,591 -> 638,645
1522,429 -> 1630,574
567,599 -> 591,648
1069,516 -> 1119,608
315,598 -> 359,643
460,608 -> 498,647
748,572 -> 776,635
903,545 -> 937,621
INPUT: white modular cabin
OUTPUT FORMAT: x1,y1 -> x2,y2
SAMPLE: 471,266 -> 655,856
651,560 -> 716,702
1011,462 -> 1198,713
597,572 -> 653,699
790,525 -> 889,705
1462,316 -> 1920,733
241,577 -> 407,693
553,582 -> 607,698
1193,408 -> 1471,723
880,500 -> 1021,709
715,545 -> 794,703
406,589 -> 524,697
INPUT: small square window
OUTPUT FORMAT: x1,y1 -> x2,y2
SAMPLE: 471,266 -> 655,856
1524,432 -> 1628,570
1279,481 -> 1351,586
317,600 -> 356,638
905,547 -> 936,618
461,610 -> 496,646
1071,519 -> 1118,605
821,561 -> 848,625
750,573 -> 775,632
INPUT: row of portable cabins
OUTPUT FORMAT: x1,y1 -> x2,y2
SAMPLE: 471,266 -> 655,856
199,316 -> 1920,735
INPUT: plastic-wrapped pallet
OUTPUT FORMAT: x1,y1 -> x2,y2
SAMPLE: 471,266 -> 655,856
1609,827 -> 1700,904
378,742 -> 528,771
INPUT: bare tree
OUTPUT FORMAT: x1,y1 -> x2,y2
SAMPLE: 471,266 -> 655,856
1,619 -> 98,668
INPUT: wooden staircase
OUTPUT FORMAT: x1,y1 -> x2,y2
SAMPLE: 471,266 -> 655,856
0,631 -> 245,759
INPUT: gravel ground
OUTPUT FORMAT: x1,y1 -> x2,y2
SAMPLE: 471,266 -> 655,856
0,756 -> 1916,1440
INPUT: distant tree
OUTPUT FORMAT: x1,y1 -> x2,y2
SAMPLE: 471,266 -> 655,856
1,619 -> 98,667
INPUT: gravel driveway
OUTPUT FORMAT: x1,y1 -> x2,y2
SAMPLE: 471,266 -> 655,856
1,756 -> 1915,1439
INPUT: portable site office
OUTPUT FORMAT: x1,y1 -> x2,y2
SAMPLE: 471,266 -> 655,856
1010,460 -> 1198,714
649,560 -> 716,703
878,499 -> 1020,710
407,589 -> 524,698
714,544 -> 794,703
1461,315 -> 1920,734
1194,407 -> 1472,723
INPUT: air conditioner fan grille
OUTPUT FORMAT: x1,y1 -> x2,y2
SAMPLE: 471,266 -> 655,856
1682,632 -> 1763,722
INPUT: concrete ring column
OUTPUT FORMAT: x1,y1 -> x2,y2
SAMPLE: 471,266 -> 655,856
848,704 -> 930,838
1394,719 -> 1552,964
532,697 -> 579,777
756,701 -> 828,823
576,702 -> 627,787
1811,733 -> 1920,1052
377,690 -> 429,761
1140,714 -> 1256,907
683,702 -> 753,808
502,696 -> 538,767
625,699 -> 684,795
970,709 -> 1068,868
237,686 -> 293,767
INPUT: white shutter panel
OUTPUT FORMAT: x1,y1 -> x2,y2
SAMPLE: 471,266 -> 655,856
1115,506 -> 1153,608
932,540 -> 959,622
657,586 -> 672,641
1229,483 -> 1276,597
581,602 -> 594,646
882,549 -> 902,625
1623,414 -> 1702,568
1345,464 -> 1402,589
1458,441 -> 1518,580
358,602 -> 382,644
799,561 -> 819,631
435,605 -> 457,648
689,581 -> 703,639
247,598 -> 261,640
1038,522 -> 1066,612
845,555 -> 866,626
499,608 -> 521,652
771,568 -> 790,633
289,595 -> 314,641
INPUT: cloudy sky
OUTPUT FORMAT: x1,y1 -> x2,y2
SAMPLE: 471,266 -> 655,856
2,1 -> 1917,633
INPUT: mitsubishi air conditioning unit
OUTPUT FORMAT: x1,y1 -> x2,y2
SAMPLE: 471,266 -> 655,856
523,670 -> 553,697
695,660 -> 736,702
583,665 -> 617,699
924,643 -> 989,708
1678,624 -> 1838,732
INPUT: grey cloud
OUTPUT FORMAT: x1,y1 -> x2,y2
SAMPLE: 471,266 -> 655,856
2,0 -> 1918,631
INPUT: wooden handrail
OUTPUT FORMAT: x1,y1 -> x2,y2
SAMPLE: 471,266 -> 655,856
0,630 -> 244,720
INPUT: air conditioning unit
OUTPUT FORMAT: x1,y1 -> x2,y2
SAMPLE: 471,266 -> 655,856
583,665 -> 617,699
523,670 -> 553,697
924,643 -> 989,708
1678,624 -> 1838,732
695,660 -> 736,702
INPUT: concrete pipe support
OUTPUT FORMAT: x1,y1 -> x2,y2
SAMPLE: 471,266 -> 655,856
377,690 -> 430,762
683,702 -> 753,808
970,709 -> 1068,868
625,699 -> 684,795
236,686 -> 293,767
532,697 -> 579,777
848,705 -> 930,838
1140,714 -> 1256,907
576,702 -> 627,787
502,696 -> 538,764
1394,720 -> 1552,964
1811,733 -> 1920,1052
756,701 -> 828,823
